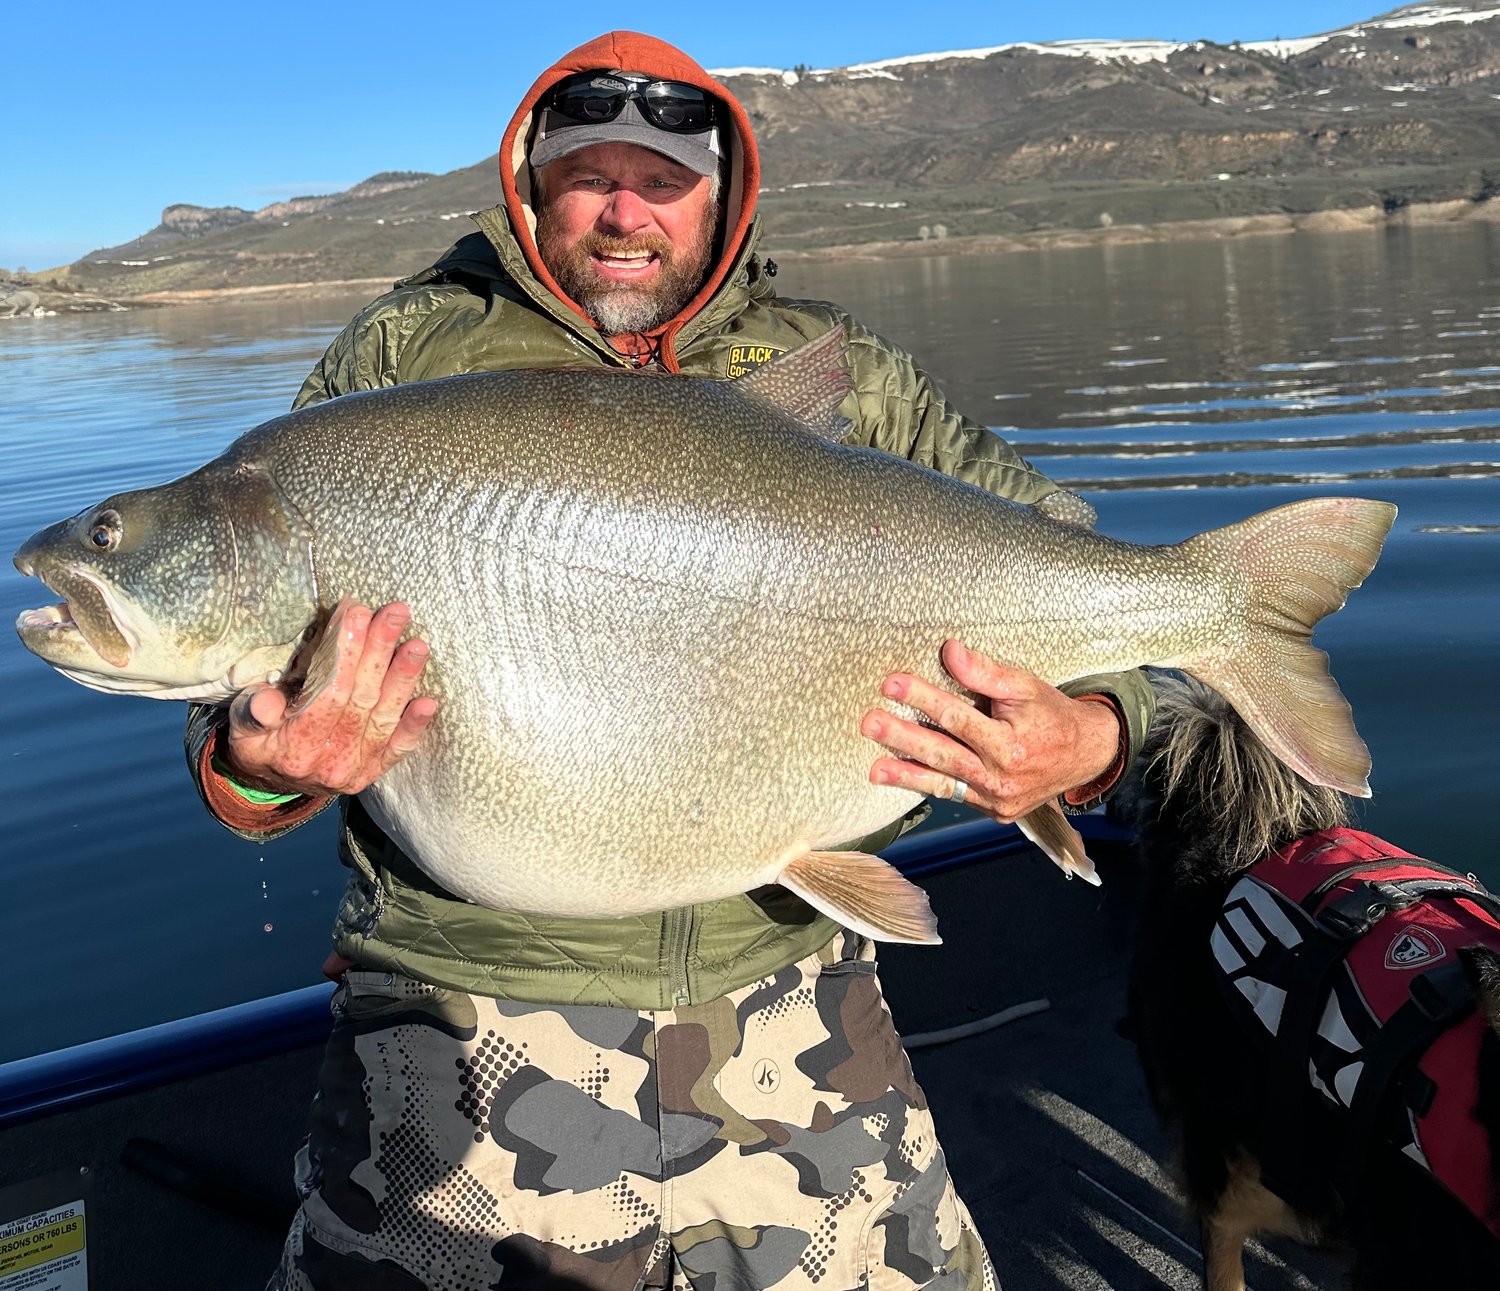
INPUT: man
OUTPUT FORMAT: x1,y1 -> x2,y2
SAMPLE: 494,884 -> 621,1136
188,31 -> 1154,1291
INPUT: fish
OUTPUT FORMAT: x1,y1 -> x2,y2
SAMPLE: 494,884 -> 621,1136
12,328 -> 1396,944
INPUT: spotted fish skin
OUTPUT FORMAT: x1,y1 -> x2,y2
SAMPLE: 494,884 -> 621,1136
12,334 -> 1395,938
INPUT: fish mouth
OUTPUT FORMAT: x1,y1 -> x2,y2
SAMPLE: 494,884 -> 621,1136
14,570 -> 134,670
17,599 -> 77,635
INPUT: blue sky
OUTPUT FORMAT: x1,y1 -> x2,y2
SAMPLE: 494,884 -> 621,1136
4,0 -> 1386,269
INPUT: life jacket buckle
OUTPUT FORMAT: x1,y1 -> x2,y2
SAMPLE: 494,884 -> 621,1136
1317,879 -> 1414,939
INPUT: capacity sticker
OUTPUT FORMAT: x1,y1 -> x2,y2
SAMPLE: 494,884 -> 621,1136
0,1202 -> 87,1291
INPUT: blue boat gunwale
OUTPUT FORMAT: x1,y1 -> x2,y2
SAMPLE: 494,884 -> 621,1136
0,814 -> 1128,1131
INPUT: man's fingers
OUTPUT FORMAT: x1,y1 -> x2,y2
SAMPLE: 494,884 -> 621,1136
373,697 -> 440,777
349,602 -> 413,712
861,710 -> 987,783
284,599 -> 369,723
223,600 -> 437,797
868,755 -> 1008,817
867,643 -> 1117,824
369,637 -> 430,726
230,684 -> 289,735
321,600 -> 372,708
878,672 -> 997,748
360,638 -> 432,766
284,601 -> 394,741
939,640 -> 1037,705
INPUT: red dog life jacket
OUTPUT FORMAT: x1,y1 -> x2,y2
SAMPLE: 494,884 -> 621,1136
1210,828 -> 1500,1237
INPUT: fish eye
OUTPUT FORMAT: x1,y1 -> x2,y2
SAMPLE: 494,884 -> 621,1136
87,510 -> 121,551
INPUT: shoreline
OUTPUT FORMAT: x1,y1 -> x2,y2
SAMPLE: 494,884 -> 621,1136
771,194 -> 1500,262
122,276 -> 398,305
26,195 -> 1500,311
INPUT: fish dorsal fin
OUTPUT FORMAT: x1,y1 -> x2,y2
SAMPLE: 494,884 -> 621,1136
736,326 -> 855,442
779,849 -> 941,944
1016,802 -> 1099,885
1034,489 -> 1098,529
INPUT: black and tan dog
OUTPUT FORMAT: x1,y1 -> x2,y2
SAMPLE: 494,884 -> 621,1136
1118,676 -> 1500,1291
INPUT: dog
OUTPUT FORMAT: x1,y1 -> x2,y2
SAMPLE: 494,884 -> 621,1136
1116,675 -> 1500,1291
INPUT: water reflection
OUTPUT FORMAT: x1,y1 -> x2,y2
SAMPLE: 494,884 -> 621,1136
781,223 -> 1500,430
2,230 -> 1497,1061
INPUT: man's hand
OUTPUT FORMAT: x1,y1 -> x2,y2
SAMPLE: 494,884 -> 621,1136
860,639 -> 1121,822
222,601 -> 437,799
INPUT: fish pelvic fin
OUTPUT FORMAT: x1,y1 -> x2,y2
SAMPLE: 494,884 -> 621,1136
1018,803 -> 1100,885
736,326 -> 854,442
1180,496 -> 1397,798
779,850 -> 941,944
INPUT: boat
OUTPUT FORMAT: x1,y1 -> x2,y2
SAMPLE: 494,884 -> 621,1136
0,816 -> 1342,1289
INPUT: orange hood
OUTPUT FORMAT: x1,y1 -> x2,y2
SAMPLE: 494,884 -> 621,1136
498,31 -> 762,364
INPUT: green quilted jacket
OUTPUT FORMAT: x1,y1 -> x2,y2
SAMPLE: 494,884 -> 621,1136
187,203 -> 1153,1008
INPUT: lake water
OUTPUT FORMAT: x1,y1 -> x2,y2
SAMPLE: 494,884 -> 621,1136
2,225 -> 1497,1064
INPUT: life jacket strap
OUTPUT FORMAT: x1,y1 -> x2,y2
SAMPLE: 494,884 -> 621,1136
1317,876 -> 1498,941
1337,959 -> 1478,1205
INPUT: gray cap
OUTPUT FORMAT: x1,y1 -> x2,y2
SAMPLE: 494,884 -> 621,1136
530,95 -> 723,178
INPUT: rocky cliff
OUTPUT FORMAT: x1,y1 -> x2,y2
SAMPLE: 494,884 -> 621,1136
54,1 -> 1500,299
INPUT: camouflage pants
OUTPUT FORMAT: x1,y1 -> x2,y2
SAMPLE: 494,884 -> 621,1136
270,939 -> 996,1291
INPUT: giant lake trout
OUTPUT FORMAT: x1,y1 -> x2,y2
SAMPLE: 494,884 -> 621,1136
13,329 -> 1396,942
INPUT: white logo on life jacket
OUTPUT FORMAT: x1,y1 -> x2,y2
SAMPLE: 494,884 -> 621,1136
1385,927 -> 1446,970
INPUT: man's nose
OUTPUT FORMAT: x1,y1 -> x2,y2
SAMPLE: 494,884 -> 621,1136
600,188 -> 651,235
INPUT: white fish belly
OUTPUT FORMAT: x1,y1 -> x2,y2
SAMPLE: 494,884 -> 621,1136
284,377 -> 1224,918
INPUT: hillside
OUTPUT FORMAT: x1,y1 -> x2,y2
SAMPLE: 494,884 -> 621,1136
51,1 -> 1500,301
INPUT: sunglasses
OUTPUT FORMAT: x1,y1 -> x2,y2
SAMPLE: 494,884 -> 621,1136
546,72 -> 718,134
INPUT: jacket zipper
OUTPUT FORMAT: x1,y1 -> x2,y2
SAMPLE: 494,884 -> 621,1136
666,905 -> 695,1007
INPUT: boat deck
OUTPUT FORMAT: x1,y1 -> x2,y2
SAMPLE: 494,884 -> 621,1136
883,846 -> 1344,1290
0,831 -> 1351,1290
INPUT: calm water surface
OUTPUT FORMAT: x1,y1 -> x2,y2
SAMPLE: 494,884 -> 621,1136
2,226 -> 1497,1062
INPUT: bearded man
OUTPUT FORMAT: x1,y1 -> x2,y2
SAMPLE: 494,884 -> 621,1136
186,31 -> 1155,1291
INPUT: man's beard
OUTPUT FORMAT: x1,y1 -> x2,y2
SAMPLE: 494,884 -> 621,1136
537,207 -> 717,336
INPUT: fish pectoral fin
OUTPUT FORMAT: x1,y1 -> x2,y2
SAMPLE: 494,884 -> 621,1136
1017,803 -> 1100,886
779,850 -> 941,945
283,599 -> 349,716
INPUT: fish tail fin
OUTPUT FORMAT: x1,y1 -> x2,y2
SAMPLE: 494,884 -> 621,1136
1018,802 -> 1100,885
780,850 -> 941,944
1180,497 -> 1396,798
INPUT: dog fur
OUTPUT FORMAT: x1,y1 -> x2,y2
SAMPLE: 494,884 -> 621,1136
1117,675 -> 1500,1291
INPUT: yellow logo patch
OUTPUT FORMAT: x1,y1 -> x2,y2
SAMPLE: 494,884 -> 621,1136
726,343 -> 787,379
